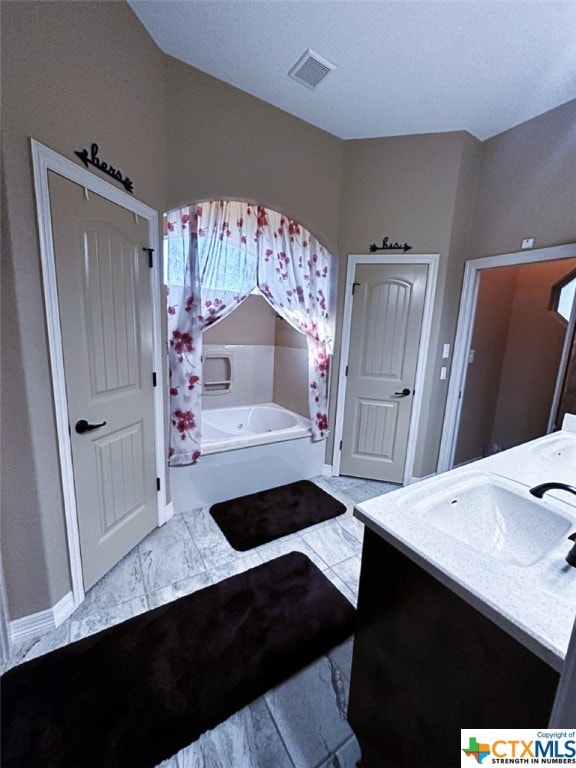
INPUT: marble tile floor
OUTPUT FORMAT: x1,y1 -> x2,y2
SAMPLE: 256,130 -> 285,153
4,475 -> 400,768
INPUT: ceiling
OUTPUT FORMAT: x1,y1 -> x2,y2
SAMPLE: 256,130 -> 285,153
127,0 -> 576,141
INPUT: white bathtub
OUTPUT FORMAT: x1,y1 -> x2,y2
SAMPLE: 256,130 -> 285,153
202,403 -> 311,454
170,402 -> 325,511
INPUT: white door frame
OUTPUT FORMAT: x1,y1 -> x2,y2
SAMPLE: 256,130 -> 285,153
31,139 -> 168,610
332,254 -> 439,485
438,242 -> 576,473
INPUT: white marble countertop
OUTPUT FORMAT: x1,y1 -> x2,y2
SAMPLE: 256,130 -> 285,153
355,416 -> 576,672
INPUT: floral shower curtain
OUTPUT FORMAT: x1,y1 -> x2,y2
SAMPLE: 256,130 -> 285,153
166,200 -> 333,466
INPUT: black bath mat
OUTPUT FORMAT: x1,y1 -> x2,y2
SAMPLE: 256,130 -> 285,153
1,552 -> 355,768
210,479 -> 346,551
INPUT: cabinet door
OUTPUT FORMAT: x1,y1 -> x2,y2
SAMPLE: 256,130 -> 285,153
348,530 -> 559,768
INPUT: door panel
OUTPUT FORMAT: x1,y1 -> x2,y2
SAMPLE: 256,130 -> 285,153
49,171 -> 157,590
364,280 -> 411,377
355,400 -> 397,459
340,263 -> 428,482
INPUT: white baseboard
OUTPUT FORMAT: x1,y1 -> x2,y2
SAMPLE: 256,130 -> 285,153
164,501 -> 175,522
322,463 -> 334,476
10,590 -> 75,644
407,472 -> 436,485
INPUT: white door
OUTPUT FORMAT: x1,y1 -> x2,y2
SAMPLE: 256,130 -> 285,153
340,263 -> 428,482
49,171 -> 158,590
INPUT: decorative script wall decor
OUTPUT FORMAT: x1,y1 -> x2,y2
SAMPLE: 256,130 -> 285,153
369,236 -> 413,253
75,143 -> 134,193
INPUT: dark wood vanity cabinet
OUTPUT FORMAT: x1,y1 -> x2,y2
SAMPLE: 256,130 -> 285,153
348,528 -> 560,768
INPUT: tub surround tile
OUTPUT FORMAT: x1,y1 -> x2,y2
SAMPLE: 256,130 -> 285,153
202,344 -> 275,409
140,539 -> 206,594
264,656 -> 354,768
273,346 -> 309,418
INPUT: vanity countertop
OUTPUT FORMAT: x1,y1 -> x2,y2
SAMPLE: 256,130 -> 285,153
354,417 -> 576,671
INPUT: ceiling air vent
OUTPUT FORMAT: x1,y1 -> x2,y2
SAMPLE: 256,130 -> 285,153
288,48 -> 336,90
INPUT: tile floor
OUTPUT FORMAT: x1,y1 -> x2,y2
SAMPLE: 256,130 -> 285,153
4,474 -> 401,768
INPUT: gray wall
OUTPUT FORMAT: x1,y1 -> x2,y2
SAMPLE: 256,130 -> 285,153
164,57 -> 344,257
456,259 -> 576,464
203,296 -> 276,346
470,99 -> 576,258
454,266 -> 518,464
1,0 -> 575,621
491,259 -> 576,447
335,132 -> 482,477
1,0 -> 168,619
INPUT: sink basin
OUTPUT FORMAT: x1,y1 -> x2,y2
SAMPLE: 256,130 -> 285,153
404,472 -> 573,566
530,434 -> 576,464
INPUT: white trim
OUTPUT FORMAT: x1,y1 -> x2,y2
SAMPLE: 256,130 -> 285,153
332,254 -> 439,486
408,473 -> 436,485
164,501 -> 175,523
31,139 -> 167,615
0,549 -> 12,665
438,243 -> 576,473
322,463 -> 334,476
549,284 -> 576,433
10,591 -> 75,644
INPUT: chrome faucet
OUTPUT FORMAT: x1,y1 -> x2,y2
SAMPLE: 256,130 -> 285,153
529,483 -> 576,568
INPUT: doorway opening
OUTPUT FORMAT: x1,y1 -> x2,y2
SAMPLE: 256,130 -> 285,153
439,243 -> 576,472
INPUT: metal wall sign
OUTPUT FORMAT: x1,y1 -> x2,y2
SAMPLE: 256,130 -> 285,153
369,236 -> 413,253
74,143 -> 134,193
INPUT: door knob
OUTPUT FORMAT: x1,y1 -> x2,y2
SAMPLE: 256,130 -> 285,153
75,419 -> 107,434
394,388 -> 412,397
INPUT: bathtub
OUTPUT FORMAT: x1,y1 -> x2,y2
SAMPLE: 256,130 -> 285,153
201,403 -> 311,454
170,402 -> 325,510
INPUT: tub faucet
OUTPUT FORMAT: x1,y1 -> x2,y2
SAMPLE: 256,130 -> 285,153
529,483 -> 576,568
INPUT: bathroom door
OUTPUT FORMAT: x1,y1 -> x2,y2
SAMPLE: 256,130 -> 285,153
49,171 -> 158,590
339,263 -> 428,483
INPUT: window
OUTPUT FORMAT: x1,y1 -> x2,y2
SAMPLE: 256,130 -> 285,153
550,269 -> 576,323
163,235 -> 258,294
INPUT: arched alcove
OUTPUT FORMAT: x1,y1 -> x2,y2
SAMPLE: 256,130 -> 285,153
164,200 -> 335,466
